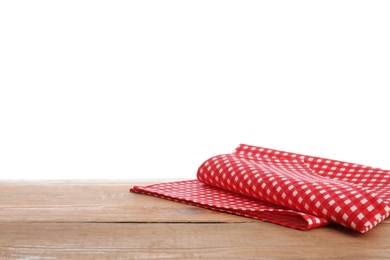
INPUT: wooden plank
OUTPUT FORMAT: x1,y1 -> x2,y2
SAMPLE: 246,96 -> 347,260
0,180 -> 389,259
0,180 -> 253,223
1,222 -> 389,259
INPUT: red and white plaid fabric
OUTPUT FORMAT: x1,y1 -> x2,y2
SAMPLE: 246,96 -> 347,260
130,144 -> 390,233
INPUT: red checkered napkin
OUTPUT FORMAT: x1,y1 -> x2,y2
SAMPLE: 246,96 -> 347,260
130,144 -> 390,233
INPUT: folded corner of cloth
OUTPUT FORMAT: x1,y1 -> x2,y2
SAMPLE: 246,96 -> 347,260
130,144 -> 390,233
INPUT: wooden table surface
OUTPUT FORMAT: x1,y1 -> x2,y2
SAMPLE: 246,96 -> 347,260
0,179 -> 389,259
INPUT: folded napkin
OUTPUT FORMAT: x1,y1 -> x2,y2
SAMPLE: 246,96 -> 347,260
130,144 -> 390,233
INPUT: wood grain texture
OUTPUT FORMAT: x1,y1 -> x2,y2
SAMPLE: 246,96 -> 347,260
1,222 -> 390,259
0,180 -> 389,259
0,179 -> 251,223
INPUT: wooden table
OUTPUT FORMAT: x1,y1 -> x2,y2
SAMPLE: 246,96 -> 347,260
0,180 -> 389,259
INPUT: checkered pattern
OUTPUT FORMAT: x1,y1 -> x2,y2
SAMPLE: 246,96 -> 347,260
130,144 -> 390,233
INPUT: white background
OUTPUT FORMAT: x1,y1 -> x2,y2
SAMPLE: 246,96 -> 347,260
1,1 -> 389,179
